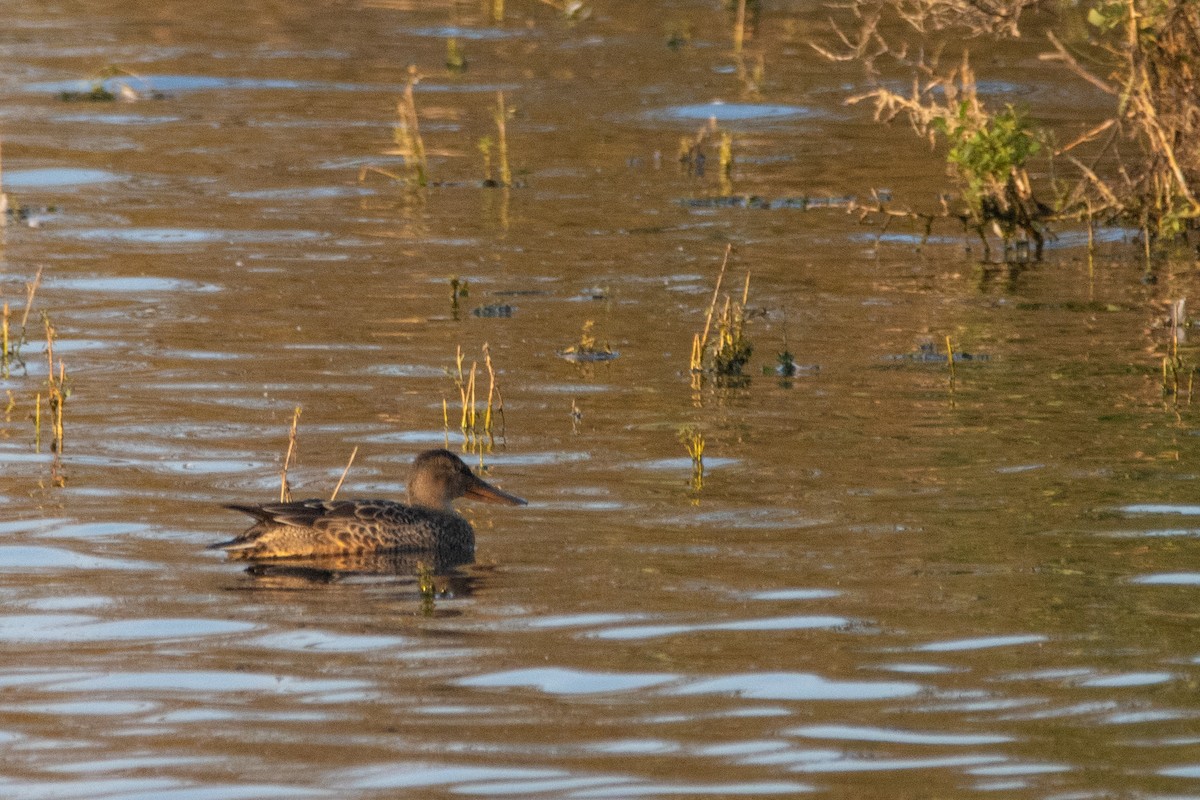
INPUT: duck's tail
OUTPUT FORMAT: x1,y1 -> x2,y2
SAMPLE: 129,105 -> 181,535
209,504 -> 271,551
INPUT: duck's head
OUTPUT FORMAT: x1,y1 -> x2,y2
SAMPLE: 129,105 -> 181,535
407,449 -> 527,511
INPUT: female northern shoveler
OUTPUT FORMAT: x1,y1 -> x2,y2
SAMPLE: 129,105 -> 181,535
215,448 -> 526,560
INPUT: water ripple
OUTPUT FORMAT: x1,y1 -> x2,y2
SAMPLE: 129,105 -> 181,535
594,614 -> 851,641
458,667 -> 676,695
671,672 -> 922,701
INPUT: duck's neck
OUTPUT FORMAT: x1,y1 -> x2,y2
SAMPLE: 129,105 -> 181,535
407,477 -> 454,511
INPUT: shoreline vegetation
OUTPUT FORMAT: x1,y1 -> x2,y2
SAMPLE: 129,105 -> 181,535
813,0 -> 1200,261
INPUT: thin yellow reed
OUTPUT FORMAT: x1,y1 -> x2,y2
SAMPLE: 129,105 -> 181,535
280,406 -> 302,502
330,446 -> 358,501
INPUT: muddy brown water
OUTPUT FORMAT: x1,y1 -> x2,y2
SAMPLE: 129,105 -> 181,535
3,2 -> 1200,798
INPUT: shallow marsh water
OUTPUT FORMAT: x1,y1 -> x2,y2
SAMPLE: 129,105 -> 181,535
3,1 -> 1200,798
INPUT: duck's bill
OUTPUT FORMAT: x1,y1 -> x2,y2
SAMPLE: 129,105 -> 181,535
465,476 -> 528,506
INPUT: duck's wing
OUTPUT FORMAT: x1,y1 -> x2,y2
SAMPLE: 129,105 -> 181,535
224,498 -> 361,529
215,499 -> 432,551
214,499 -> 361,550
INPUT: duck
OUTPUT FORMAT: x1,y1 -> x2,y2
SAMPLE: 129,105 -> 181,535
215,448 -> 526,560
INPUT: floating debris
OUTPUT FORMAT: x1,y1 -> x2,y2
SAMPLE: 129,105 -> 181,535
471,304 -> 516,318
4,204 -> 58,227
558,320 -> 618,362
491,289 -> 547,297
58,66 -> 167,102
769,349 -> 820,377
679,194 -> 857,210
884,341 -> 990,363
558,348 -> 619,363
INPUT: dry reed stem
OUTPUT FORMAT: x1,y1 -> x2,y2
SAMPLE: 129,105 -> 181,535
330,446 -> 359,501
399,67 -> 428,186
483,343 -> 496,436
466,361 -> 478,433
20,267 -> 43,347
43,314 -> 54,382
52,362 -> 64,452
358,165 -> 405,184
697,244 -> 733,366
280,406 -> 301,502
43,314 -> 66,452
491,383 -> 506,440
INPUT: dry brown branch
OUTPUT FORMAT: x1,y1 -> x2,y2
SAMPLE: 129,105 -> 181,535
1055,119 -> 1118,157
1042,31 -> 1118,97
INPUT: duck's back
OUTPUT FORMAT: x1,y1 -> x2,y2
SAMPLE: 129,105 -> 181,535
218,498 -> 474,559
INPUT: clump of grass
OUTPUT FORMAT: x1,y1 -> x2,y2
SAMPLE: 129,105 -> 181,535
359,67 -> 428,187
691,244 -> 754,378
0,267 -> 65,463
712,272 -> 753,374
449,344 -> 505,452
679,122 -> 741,195
678,425 -> 706,492
280,405 -> 302,502
678,119 -> 716,177
558,319 -> 615,362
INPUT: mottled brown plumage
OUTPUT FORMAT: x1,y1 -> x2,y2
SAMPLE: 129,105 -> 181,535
215,449 -> 525,560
